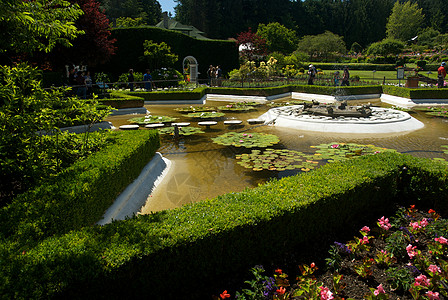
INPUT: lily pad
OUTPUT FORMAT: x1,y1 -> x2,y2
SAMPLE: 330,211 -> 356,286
212,132 -> 280,148
235,148 -> 317,171
158,126 -> 204,136
218,104 -> 257,112
128,115 -> 178,124
175,106 -> 216,113
187,112 -> 226,119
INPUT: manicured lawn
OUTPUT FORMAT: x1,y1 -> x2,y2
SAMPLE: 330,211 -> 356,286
321,69 -> 439,85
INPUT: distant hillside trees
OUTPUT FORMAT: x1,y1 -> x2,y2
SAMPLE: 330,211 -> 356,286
99,0 -> 162,25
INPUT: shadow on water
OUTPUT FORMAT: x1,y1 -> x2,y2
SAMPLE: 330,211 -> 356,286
106,98 -> 448,212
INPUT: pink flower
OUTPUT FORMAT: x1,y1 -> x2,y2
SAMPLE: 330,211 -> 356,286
414,274 -> 430,287
378,216 -> 392,230
330,144 -> 339,149
359,236 -> 369,245
319,286 -> 334,300
409,221 -> 421,230
420,218 -> 429,227
426,291 -> 440,300
406,244 -> 418,259
374,284 -> 386,296
434,236 -> 447,244
243,133 -> 247,137
428,265 -> 441,274
239,140 -> 244,143
361,226 -> 370,233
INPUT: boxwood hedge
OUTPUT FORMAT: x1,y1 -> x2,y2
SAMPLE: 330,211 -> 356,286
0,130 -> 160,245
111,85 -> 383,103
1,152 -> 447,299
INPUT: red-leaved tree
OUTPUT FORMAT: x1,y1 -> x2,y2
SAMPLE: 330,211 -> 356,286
236,28 -> 267,61
34,0 -> 116,70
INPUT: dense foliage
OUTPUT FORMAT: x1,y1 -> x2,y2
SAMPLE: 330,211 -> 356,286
0,64 -> 111,204
102,27 -> 239,77
0,153 -> 447,299
174,0 -> 448,49
99,0 -> 162,26
0,0 -> 84,54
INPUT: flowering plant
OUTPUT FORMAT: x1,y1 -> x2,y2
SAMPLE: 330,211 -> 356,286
219,206 -> 448,299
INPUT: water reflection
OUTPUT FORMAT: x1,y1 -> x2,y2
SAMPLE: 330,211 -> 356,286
105,99 -> 448,213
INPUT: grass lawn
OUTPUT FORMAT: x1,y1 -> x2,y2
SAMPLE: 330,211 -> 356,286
320,69 -> 439,85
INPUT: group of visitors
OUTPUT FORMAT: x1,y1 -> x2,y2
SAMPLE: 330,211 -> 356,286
437,62 -> 446,88
68,68 -> 92,99
127,69 -> 153,91
207,65 -> 222,86
307,65 -> 350,86
333,66 -> 350,86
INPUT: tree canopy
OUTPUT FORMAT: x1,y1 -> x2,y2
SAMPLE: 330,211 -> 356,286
297,31 -> 346,60
256,23 -> 299,55
99,0 -> 162,25
386,1 -> 425,42
365,39 -> 405,57
0,0 -> 84,54
141,40 -> 178,70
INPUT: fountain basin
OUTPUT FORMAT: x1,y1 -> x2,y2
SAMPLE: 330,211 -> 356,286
258,105 -> 424,134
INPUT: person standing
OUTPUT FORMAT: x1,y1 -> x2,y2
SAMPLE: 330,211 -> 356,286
437,62 -> 446,88
341,66 -> 350,86
334,71 -> 340,86
308,64 -> 316,85
207,65 -> 213,86
143,69 -> 152,91
216,65 -> 222,87
128,69 -> 135,91
76,71 -> 87,99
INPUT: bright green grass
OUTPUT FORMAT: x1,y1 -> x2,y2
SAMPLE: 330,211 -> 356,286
320,69 -> 439,84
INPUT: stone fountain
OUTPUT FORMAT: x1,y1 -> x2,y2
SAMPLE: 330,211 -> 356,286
258,101 -> 424,134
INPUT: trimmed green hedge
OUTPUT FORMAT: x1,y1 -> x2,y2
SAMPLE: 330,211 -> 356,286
97,27 -> 239,79
99,91 -> 145,108
0,130 -> 160,244
112,85 -> 383,102
382,85 -> 448,99
382,85 -> 411,98
311,63 -> 397,71
1,152 -> 447,299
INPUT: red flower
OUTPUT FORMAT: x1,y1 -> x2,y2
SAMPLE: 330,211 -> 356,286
275,268 -> 282,275
220,290 -> 231,299
276,286 -> 286,295
310,262 -> 316,268
428,209 -> 436,214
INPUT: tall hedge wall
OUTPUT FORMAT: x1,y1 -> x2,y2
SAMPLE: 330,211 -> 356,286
97,27 -> 239,80
1,152 -> 447,299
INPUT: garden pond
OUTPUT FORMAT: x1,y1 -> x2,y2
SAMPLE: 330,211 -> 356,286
105,98 -> 448,213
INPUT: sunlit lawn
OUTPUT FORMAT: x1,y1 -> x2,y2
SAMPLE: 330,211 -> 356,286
320,69 -> 439,85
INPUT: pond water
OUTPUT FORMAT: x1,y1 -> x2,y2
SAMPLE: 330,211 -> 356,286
105,98 -> 448,213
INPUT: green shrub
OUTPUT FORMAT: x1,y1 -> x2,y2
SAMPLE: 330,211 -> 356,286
0,130 -> 160,243
382,85 -> 411,98
2,153 -> 447,299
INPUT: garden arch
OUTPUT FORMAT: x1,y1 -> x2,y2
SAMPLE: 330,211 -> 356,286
182,56 -> 198,84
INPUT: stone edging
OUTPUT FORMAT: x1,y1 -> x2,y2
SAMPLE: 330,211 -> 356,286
97,152 -> 172,225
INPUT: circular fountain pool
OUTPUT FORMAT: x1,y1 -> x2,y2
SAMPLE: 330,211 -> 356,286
259,105 -> 424,134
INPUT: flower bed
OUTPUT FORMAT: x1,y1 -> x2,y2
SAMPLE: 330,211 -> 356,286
222,205 -> 447,299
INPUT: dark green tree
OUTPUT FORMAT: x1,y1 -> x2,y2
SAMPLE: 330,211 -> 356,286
0,0 -> 84,55
366,39 -> 405,57
141,40 -> 178,69
99,0 -> 161,25
386,1 -> 425,42
297,31 -> 346,60
256,22 -> 299,54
